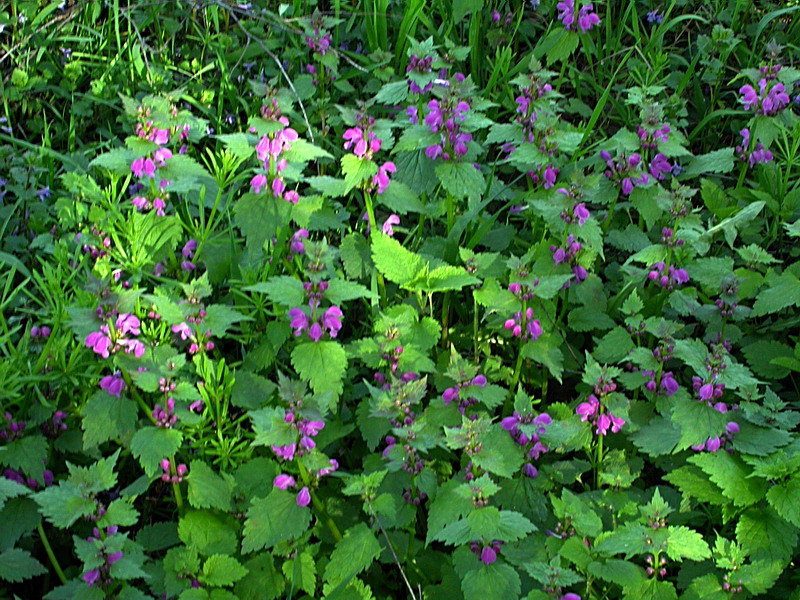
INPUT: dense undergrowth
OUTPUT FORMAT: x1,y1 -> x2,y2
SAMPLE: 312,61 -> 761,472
2,1 -> 800,599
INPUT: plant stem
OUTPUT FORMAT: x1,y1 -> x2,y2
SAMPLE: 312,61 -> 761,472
37,523 -> 67,585
297,461 -> 342,542
595,432 -> 604,490
170,457 -> 185,517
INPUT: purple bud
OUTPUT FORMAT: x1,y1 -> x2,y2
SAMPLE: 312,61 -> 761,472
296,486 -> 311,507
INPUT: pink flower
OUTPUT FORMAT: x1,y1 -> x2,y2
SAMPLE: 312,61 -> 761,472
576,396 -> 599,421
373,162 -> 396,194
273,474 -> 296,490
153,147 -> 172,166
296,486 -> 311,507
322,306 -> 343,338
382,214 -> 400,236
131,157 -> 156,178
272,443 -> 296,461
283,189 -> 299,204
289,308 -> 310,336
86,329 -> 112,358
251,174 -> 267,194
480,546 -> 497,565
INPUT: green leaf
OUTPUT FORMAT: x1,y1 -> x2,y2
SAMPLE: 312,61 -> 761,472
130,427 -> 183,477
325,279 -> 378,304
666,526 -> 711,561
0,548 -> 46,582
283,552 -> 316,597
0,435 -> 48,484
522,336 -> 565,382
233,193 -> 291,250
214,134 -> 253,160
766,477 -> 800,527
461,563 -> 521,600
736,507 -> 797,562
554,489 -> 603,538
435,161 -> 485,200
33,482 -> 96,528
670,395 -> 729,450
378,181 -> 425,214
291,341 -> 347,401
340,232 -> 373,280
370,232 -> 425,285
341,154 -> 378,193
244,276 -> 305,308
242,490 -> 311,553
593,327 -> 634,363
0,477 -> 30,511
374,80 -> 409,104
738,559 -> 784,594
629,416 -> 681,456
663,466 -> 727,505
688,453 -> 767,507
283,139 -> 333,162
731,421 -> 791,456
543,28 -> 580,65
201,554 -> 248,587
137,521 -> 180,552
235,554 -> 284,600
232,371 -> 277,410
324,523 -> 381,588
204,304 -> 249,337
187,461 -> 233,512
684,148 -> 735,176
179,510 -> 238,556
751,272 -> 800,316
472,427 -> 524,478
81,392 -> 137,449
426,478 -> 474,545
90,148 -> 136,174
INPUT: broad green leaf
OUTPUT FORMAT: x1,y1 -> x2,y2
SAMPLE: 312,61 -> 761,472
735,507 -> 797,562
766,477 -> 800,527
244,276 -> 305,308
461,563 -> 521,600
201,554 -> 248,587
291,341 -> 347,401
751,272 -> 800,316
81,391 -> 138,449
370,232 -> 425,285
179,510 -> 238,556
0,435 -> 48,484
684,148 -> 735,176
666,526 -> 711,561
187,461 -> 233,511
130,427 -> 183,477
341,154 -> 378,193
324,523 -> 381,588
242,490 -> 311,553
33,482 -> 96,528
435,161 -> 485,200
283,552 -> 316,597
0,548 -> 46,582
325,279 -> 378,304
688,453 -> 767,507
235,553 -> 284,600
0,477 -> 29,511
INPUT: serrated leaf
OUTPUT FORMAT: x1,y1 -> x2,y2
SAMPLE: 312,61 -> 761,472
688,453 -> 767,507
341,155 -> 378,194
201,554 -> 248,587
187,461 -> 233,511
179,510 -> 238,556
684,148 -> 735,176
130,427 -> 183,477
244,276 -> 305,308
242,490 -> 311,553
283,552 -> 316,597
204,304 -> 249,337
435,161 -> 485,200
324,523 -> 380,588
291,341 -> 347,401
33,482 -> 96,528
0,548 -> 47,582
0,476 -> 30,511
461,563 -> 521,600
325,279 -> 378,304
751,272 -> 800,316
370,232 -> 425,285
426,478 -> 474,545
736,507 -> 797,562
593,327 -> 634,363
0,435 -> 48,484
666,526 -> 711,561
766,477 -> 800,527
81,392 -> 137,449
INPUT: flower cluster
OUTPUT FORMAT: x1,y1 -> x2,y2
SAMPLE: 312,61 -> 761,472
4,466 -> 54,489
172,322 -> 214,355
661,227 -> 684,248
30,324 -> 52,339
501,411 -> 552,478
692,420 -> 740,453
642,370 -> 679,396
735,128 -> 773,168
160,459 -> 187,483
153,398 -> 177,428
557,189 -> 591,226
557,0 -> 600,34
406,54 -> 435,95
470,540 -> 504,565
637,123 -> 670,150
274,474 -> 313,507
739,68 -> 791,116
289,305 -> 343,342
132,178 -> 171,216
649,153 -> 673,180
181,238 -> 197,271
600,151 -> 649,195
1,411 -> 26,441
82,526 -> 124,587
85,314 -> 146,359
272,412 -> 326,462
343,116 -> 396,194
290,228 -> 309,254
131,147 -> 173,179
422,96 -> 472,161
692,376 -> 725,402
576,379 -> 625,436
647,262 -> 689,290
251,124 -> 300,203
504,307 -> 543,341
550,235 -> 588,284
442,373 -> 487,415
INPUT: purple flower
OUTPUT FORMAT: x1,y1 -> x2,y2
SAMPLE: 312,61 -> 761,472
299,420 -> 325,437
99,372 -> 126,397
82,569 -> 101,587
562,594 -> 582,600
480,546 -> 497,565
290,229 -> 309,254
272,443 -> 296,461
646,10 -> 663,24
106,551 -> 124,565
740,79 -> 790,116
649,153 -> 672,180
661,372 -> 679,396
557,0 -> 600,33
289,308 -> 310,337
522,463 -> 538,478
308,322 -> 324,342
116,314 -> 141,336
442,387 -> 460,404
85,329 -> 112,358
273,474 -> 296,490
182,239 -> 197,259
322,306 -> 343,338
573,203 -> 590,225
471,374 -> 487,387
296,486 -> 311,507
131,157 -> 156,178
